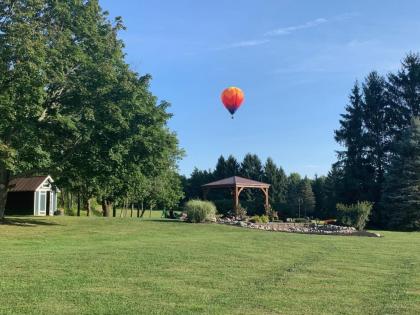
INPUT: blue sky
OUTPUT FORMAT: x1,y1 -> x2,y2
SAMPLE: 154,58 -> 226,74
100,0 -> 420,177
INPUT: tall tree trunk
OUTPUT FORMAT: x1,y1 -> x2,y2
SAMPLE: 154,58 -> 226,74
77,192 -> 81,216
124,200 -> 128,217
102,199 -> 107,216
112,204 -> 116,217
66,191 -> 71,211
136,203 -> 140,218
85,198 -> 91,217
102,199 -> 112,217
0,168 -> 10,219
131,203 -> 134,217
59,189 -> 65,208
140,201 -> 146,218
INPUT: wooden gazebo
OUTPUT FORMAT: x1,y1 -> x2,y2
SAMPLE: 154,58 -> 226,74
202,176 -> 270,214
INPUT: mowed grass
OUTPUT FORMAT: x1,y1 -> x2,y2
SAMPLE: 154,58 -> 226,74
0,216 -> 419,315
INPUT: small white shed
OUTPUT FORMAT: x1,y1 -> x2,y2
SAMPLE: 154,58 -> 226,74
5,175 -> 59,216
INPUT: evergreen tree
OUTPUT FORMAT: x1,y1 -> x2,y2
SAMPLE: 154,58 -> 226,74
240,153 -> 263,180
312,175 -> 327,218
362,71 -> 392,223
335,82 -> 372,203
285,173 -> 301,217
214,155 -> 227,179
185,168 -> 213,200
239,153 -> 264,212
263,158 -> 287,210
380,118 -> 420,230
387,53 -> 420,133
298,177 -> 316,217
323,163 -> 344,218
225,155 -> 240,176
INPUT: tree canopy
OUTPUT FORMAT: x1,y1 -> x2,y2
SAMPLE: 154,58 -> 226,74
0,0 -> 183,218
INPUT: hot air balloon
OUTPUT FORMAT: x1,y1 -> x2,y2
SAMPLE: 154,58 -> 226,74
221,86 -> 244,118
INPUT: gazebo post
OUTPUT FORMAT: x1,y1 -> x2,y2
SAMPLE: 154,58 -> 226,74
233,187 -> 239,215
261,187 -> 269,209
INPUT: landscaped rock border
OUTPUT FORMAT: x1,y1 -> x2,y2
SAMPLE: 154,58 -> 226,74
217,218 -> 382,237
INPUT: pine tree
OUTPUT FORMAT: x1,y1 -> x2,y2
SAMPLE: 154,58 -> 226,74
225,155 -> 240,177
335,82 -> 372,203
299,177 -> 316,218
285,173 -> 301,217
240,153 -> 263,213
312,175 -> 327,218
387,53 -> 420,132
324,163 -> 344,219
214,155 -> 227,180
380,118 -> 420,230
362,71 -> 392,223
240,153 -> 263,180
186,168 -> 213,200
263,158 -> 287,210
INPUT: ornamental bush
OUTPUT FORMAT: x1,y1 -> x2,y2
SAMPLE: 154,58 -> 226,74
336,201 -> 372,230
184,200 -> 217,223
249,215 -> 269,223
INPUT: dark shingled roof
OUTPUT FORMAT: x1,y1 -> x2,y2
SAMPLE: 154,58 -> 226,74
202,176 -> 270,188
8,176 -> 49,192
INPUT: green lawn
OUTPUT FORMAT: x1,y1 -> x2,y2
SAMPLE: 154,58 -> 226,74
0,217 -> 419,315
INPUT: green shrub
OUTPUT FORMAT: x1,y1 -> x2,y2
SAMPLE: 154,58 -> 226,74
249,216 -> 261,223
184,200 -> 217,223
260,215 -> 269,223
336,201 -> 372,230
249,215 -> 269,223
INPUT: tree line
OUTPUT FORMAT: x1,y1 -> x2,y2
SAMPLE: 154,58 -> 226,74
184,54 -> 419,230
333,53 -> 419,230
183,154 -> 323,218
0,0 -> 183,218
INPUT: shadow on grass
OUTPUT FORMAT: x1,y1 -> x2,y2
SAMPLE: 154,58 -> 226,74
0,217 -> 61,227
142,218 -> 185,224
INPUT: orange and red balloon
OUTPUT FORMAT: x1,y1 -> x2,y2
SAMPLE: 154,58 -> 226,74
221,87 -> 244,118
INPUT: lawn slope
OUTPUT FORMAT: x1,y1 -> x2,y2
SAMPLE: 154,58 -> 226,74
0,216 -> 419,315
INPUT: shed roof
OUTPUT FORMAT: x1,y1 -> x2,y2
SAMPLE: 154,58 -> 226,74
8,176 -> 51,192
202,176 -> 270,188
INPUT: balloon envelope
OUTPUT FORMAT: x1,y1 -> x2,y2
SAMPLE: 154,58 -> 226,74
221,87 -> 244,116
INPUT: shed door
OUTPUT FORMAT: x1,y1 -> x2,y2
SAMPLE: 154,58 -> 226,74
37,191 -> 47,216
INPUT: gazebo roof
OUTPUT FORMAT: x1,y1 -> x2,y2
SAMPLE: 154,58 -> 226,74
202,176 -> 270,188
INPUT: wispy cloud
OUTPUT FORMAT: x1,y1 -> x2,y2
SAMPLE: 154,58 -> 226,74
265,18 -> 328,37
215,13 -> 357,52
215,39 -> 269,50
229,39 -> 270,48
